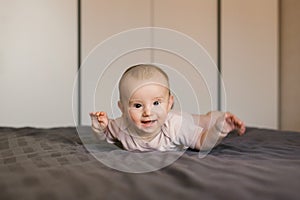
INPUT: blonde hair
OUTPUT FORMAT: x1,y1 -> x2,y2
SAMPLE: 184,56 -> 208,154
119,64 -> 170,101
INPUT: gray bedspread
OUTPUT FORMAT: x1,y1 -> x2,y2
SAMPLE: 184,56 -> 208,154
0,126 -> 299,200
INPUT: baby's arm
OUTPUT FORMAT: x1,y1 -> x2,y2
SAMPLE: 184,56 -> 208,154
193,111 -> 245,150
89,111 -> 109,135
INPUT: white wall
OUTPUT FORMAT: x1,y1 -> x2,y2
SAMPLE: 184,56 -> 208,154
221,0 -> 279,129
153,0 -> 218,115
0,0 -> 77,127
80,0 -> 152,125
80,0 -> 218,125
280,0 -> 300,131
0,0 -> 280,129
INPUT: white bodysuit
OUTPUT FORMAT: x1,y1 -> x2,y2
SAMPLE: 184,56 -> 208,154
92,111 -> 227,152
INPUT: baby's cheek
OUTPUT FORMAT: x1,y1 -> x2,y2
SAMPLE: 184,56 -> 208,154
152,107 -> 168,119
155,105 -> 169,113
128,109 -> 141,122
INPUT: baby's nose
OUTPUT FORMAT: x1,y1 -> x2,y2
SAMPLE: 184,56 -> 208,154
142,106 -> 151,116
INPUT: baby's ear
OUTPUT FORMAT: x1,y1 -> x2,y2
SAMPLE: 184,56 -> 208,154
168,95 -> 174,111
118,101 -> 124,113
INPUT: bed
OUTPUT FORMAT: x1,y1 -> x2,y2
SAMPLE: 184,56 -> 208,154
0,126 -> 299,200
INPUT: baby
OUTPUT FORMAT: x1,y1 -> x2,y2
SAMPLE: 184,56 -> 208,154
90,64 -> 245,152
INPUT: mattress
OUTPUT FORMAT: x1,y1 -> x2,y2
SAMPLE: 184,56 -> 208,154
0,126 -> 299,200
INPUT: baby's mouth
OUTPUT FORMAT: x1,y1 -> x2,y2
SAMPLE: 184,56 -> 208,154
141,119 -> 157,126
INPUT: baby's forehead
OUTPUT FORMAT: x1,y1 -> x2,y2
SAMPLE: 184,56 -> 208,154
121,69 -> 169,86
119,73 -> 170,100
121,77 -> 169,92
124,68 -> 166,80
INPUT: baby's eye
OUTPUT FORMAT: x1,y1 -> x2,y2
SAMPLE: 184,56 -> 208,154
133,103 -> 142,108
153,101 -> 160,106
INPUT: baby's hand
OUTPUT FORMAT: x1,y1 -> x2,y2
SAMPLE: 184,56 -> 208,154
216,112 -> 246,135
89,111 -> 108,132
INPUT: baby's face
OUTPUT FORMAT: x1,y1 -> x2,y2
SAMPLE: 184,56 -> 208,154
124,83 -> 173,136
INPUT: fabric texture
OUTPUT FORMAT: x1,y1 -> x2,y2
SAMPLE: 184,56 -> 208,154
0,126 -> 300,200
